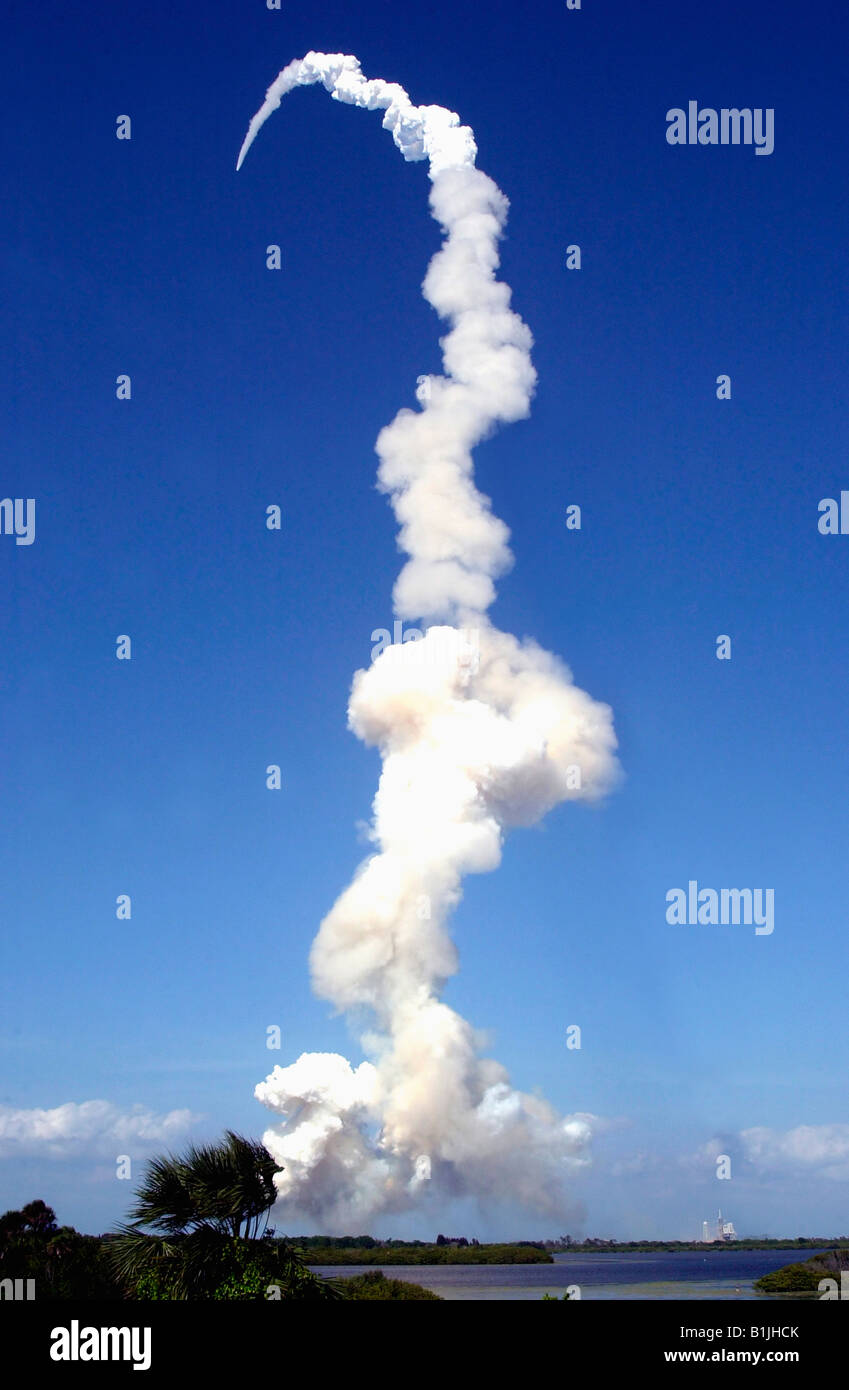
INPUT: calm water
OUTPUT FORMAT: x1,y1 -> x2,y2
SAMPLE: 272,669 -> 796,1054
314,1250 -> 828,1301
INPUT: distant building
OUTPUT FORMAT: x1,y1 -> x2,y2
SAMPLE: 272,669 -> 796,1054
702,1210 -> 737,1242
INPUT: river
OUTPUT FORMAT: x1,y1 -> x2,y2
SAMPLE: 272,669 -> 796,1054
312,1249 -> 828,1300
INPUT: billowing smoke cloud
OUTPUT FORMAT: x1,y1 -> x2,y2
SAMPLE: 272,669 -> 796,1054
238,52 -> 620,1228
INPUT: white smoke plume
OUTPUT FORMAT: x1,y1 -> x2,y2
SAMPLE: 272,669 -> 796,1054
238,52 -> 620,1228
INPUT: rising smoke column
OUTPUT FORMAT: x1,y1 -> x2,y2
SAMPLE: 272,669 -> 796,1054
238,53 -> 620,1228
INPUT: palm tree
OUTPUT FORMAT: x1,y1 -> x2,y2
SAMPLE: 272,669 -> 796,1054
107,1131 -> 337,1300
21,1200 -> 58,1235
125,1131 -> 278,1241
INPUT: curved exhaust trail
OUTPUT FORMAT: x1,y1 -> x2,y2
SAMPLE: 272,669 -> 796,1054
237,52 -> 620,1228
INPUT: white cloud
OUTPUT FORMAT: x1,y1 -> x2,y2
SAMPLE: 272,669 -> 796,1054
675,1126 -> 849,1182
740,1125 -> 849,1180
0,1101 -> 199,1158
596,1124 -> 849,1185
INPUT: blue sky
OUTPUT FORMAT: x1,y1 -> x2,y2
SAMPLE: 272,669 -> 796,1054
2,0 -> 848,1240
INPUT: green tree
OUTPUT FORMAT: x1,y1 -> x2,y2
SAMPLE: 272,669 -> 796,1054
21,1200 -> 58,1236
0,1202 -> 122,1300
124,1130 -> 277,1240
107,1130 -> 337,1301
